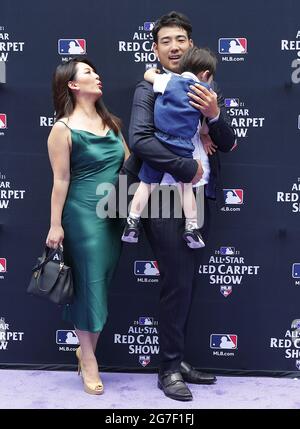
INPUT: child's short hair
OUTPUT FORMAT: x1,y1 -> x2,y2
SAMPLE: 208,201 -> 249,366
179,46 -> 217,78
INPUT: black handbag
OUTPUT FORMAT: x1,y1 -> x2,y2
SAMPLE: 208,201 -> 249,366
27,245 -> 74,305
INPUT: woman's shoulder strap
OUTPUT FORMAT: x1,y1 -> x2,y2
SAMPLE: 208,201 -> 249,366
55,120 -> 71,130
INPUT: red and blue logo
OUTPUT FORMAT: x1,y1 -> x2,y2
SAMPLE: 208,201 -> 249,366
220,246 -> 235,255
210,334 -> 238,349
58,39 -> 86,55
134,260 -> 160,276
220,286 -> 233,297
56,330 -> 79,345
0,114 -> 7,129
292,263 -> 300,278
223,189 -> 244,204
0,258 -> 6,272
225,98 -> 240,108
139,355 -> 151,367
219,38 -> 247,54
138,317 -> 153,326
144,22 -> 155,31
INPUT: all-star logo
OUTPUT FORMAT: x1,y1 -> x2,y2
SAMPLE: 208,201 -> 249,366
0,172 -> 26,209
0,26 -> 25,62
118,21 -> 157,68
225,98 -> 265,138
277,177 -> 300,213
199,246 -> 260,296
113,316 -> 159,367
0,317 -> 24,350
280,30 -> 300,83
270,319 -> 300,366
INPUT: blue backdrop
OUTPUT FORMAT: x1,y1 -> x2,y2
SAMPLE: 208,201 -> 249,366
1,0 -> 300,376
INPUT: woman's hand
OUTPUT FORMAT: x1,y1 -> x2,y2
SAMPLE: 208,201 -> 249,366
46,225 -> 64,249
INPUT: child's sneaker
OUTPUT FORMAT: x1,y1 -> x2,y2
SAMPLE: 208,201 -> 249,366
182,226 -> 205,249
121,217 -> 141,243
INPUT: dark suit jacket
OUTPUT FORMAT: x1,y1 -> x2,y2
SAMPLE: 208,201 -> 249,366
123,80 -> 236,207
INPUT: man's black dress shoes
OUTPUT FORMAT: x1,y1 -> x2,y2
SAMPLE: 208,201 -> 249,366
158,371 -> 193,401
180,361 -> 217,385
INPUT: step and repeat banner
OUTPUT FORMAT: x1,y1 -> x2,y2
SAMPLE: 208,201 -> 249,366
1,0 -> 300,376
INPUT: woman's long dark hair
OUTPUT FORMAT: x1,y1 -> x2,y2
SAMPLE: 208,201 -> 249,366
52,58 -> 120,135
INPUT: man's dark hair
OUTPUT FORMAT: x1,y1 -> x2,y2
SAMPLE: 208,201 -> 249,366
179,46 -> 217,78
152,11 -> 192,44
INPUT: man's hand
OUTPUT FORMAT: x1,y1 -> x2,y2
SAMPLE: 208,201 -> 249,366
188,84 -> 220,119
191,160 -> 204,184
201,133 -> 217,155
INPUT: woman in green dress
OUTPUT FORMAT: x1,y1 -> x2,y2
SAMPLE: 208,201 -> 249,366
46,58 -> 129,395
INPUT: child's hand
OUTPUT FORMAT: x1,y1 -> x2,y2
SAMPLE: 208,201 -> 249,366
201,133 -> 217,155
144,67 -> 160,83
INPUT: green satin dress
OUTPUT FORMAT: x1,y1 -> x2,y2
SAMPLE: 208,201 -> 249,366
61,126 -> 124,333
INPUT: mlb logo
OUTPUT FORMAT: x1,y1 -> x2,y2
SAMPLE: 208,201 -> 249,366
218,38 -> 247,54
144,22 -> 155,31
291,319 -> 300,329
139,355 -> 151,367
58,39 -> 86,55
210,334 -> 238,349
223,189 -> 244,205
145,63 -> 158,70
0,258 -> 6,273
134,261 -> 160,276
0,114 -> 7,129
292,263 -> 300,278
225,98 -> 239,108
56,330 -> 79,345
296,360 -> 300,370
220,247 -> 235,255
139,317 -> 153,326
220,286 -> 232,297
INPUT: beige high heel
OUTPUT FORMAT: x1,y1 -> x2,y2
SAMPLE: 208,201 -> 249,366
75,346 -> 104,395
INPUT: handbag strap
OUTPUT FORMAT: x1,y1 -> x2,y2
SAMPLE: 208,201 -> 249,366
32,245 -> 64,272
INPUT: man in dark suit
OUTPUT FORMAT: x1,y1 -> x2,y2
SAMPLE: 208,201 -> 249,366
122,11 -> 236,401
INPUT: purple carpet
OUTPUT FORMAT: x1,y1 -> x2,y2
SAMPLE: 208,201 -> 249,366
0,369 -> 299,409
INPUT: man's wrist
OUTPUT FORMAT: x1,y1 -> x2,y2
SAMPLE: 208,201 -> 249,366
207,111 -> 220,124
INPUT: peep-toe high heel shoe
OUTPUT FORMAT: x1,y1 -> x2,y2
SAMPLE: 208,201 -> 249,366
75,346 -> 104,395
